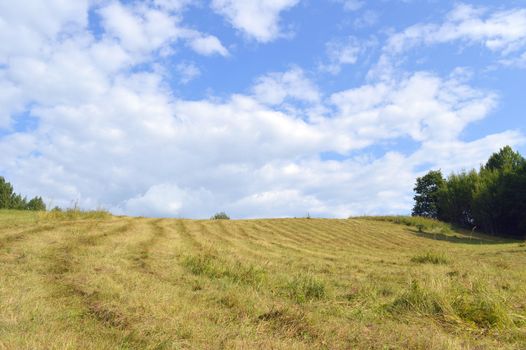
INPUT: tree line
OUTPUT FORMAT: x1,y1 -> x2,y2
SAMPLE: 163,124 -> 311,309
412,146 -> 526,239
0,176 -> 46,211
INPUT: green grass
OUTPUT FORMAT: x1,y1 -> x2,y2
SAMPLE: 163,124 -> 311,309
411,251 -> 449,265
1,210 -> 525,349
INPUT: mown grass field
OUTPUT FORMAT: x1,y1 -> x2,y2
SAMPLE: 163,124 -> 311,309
1,210 -> 525,349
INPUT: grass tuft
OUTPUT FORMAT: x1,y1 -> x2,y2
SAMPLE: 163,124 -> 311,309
182,251 -> 266,286
283,274 -> 327,303
360,216 -> 453,234
389,279 -> 515,329
411,252 -> 449,265
38,208 -> 111,221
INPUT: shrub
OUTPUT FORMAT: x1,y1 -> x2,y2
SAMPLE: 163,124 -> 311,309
211,212 -> 230,220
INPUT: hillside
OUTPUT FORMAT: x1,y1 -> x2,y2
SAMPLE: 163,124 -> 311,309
1,211 -> 525,349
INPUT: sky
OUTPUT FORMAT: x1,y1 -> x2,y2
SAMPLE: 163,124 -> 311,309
1,0 -> 525,218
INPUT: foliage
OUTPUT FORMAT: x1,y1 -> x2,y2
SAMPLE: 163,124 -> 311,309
0,176 -> 46,211
210,212 -> 230,220
412,170 -> 445,218
412,146 -> 526,238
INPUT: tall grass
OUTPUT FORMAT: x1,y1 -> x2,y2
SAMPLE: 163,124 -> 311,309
358,215 -> 453,234
389,279 -> 515,329
1,213 -> 526,349
182,250 -> 266,286
38,207 -> 111,221
411,251 -> 449,265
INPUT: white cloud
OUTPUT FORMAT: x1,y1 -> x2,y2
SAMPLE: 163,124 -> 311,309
354,10 -> 379,28
211,0 -> 299,42
328,71 -> 497,146
0,0 -> 89,60
120,183 -> 215,218
153,0 -> 193,12
252,67 -> 320,105
0,0 -> 524,219
386,4 -> 526,54
99,1 -> 227,57
333,0 -> 364,12
98,2 -> 180,54
320,36 -> 365,74
371,3 -> 526,79
176,62 -> 201,84
186,33 -> 229,56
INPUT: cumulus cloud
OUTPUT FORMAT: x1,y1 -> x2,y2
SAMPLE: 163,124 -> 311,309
186,33 -> 229,56
0,1 -> 524,219
371,3 -> 526,79
176,62 -> 201,84
386,4 -> 526,54
320,36 -> 366,74
329,72 -> 498,145
251,67 -> 320,105
333,0 -> 364,12
99,2 -> 228,57
211,0 -> 299,42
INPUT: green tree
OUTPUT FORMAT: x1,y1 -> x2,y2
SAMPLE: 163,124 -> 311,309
26,196 -> 46,211
438,171 -> 478,227
412,170 -> 445,219
0,176 -> 45,211
211,212 -> 230,220
0,176 -> 15,209
484,146 -> 525,172
417,146 -> 526,238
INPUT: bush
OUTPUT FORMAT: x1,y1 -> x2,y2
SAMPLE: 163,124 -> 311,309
211,212 -> 230,220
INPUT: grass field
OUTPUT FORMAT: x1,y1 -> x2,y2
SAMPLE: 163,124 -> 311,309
1,210 -> 525,349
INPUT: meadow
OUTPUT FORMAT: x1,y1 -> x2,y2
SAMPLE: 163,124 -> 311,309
0,210 -> 525,349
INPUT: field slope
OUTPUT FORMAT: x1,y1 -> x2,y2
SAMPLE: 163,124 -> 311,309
1,210 -> 525,349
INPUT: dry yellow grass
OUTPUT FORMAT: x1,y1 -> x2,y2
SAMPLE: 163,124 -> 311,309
1,210 -> 525,349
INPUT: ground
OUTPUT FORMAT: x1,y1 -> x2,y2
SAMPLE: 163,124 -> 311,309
0,210 -> 525,349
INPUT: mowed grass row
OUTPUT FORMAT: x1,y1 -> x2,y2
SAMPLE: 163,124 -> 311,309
0,211 -> 525,349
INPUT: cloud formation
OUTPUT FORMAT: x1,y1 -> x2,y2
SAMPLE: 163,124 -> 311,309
211,0 -> 299,42
0,1 -> 524,218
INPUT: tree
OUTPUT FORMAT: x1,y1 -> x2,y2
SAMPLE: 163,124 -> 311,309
412,170 -> 445,219
211,212 -> 230,220
484,146 -> 525,172
0,176 -> 15,209
0,176 -> 46,211
413,146 -> 526,238
26,196 -> 46,211
438,171 -> 477,227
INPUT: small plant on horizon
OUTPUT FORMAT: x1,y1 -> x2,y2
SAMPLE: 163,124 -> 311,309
211,212 -> 230,220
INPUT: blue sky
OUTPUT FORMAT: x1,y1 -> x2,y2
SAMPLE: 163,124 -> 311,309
0,0 -> 525,218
